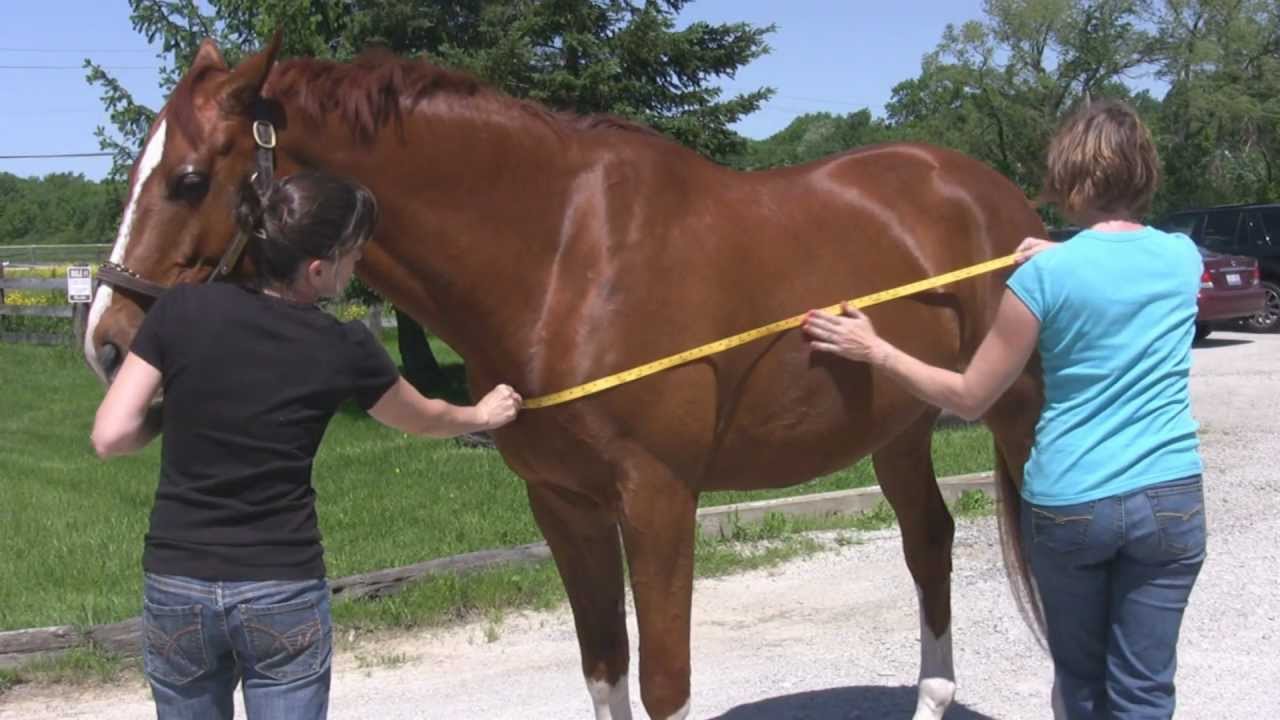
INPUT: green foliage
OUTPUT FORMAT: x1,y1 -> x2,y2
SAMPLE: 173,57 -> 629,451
88,0 -> 774,177
874,0 -> 1280,214
884,0 -> 1159,195
726,110 -> 895,170
1148,0 -> 1280,211
952,488 -> 995,517
356,0 -> 777,160
723,0 -> 1280,218
0,172 -> 120,245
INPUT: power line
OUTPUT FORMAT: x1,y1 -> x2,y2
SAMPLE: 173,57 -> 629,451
0,65 -> 159,70
0,47 -> 155,54
0,109 -> 105,116
0,152 -> 114,159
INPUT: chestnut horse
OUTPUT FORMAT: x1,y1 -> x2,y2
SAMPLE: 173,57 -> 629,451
84,35 -> 1044,720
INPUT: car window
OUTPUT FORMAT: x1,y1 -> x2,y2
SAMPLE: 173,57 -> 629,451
1258,209 -> 1280,251
1243,213 -> 1271,251
1200,211 -> 1240,251
1159,214 -> 1200,237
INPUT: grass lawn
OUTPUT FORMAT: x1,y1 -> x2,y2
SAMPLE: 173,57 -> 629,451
0,335 -> 993,636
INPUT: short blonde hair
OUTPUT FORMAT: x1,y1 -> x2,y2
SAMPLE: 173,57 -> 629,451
1041,100 -> 1160,219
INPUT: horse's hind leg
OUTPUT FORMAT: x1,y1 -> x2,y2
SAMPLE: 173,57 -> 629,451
872,413 -> 957,720
527,483 -> 632,720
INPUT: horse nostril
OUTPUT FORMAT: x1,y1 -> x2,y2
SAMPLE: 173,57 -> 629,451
98,343 -> 121,381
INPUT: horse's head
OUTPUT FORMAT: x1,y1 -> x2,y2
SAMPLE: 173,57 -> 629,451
84,35 -> 281,383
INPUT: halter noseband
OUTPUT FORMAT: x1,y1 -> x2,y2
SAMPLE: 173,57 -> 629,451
95,109 -> 278,301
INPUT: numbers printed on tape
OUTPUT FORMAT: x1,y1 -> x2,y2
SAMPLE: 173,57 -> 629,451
523,253 -> 1020,409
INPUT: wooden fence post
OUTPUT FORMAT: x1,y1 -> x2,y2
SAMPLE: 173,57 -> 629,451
365,303 -> 383,336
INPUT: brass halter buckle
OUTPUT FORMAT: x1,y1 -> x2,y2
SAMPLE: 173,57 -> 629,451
252,120 -> 277,149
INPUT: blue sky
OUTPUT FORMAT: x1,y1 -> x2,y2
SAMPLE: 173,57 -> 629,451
1,1 -> 1159,180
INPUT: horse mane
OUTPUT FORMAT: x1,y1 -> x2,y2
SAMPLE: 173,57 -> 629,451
264,50 -> 662,143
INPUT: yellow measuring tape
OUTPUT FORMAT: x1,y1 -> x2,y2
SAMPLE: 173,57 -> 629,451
523,253 -> 1019,409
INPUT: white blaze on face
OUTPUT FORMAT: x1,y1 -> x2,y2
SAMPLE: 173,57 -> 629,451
84,119 -> 168,381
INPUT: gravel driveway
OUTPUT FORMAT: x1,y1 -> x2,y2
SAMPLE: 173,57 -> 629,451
4,330 -> 1274,720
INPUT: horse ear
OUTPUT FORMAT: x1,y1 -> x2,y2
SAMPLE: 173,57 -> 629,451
190,38 -> 227,74
219,29 -> 283,117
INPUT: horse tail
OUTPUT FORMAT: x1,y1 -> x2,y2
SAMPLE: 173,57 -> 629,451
992,442 -> 1047,648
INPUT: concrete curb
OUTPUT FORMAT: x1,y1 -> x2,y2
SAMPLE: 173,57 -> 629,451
695,472 -> 995,539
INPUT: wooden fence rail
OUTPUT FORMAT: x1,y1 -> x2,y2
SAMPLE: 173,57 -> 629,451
0,244 -> 111,266
0,271 -> 89,345
0,271 -> 387,344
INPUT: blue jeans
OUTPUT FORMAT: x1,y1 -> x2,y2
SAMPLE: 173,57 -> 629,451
142,573 -> 332,720
1022,476 -> 1206,720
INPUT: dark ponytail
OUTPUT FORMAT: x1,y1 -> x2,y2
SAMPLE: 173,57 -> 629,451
236,171 -> 379,287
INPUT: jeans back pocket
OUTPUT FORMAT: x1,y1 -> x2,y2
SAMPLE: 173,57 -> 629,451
1147,480 -> 1207,558
240,596 -> 330,682
1029,502 -> 1096,554
143,601 -> 209,686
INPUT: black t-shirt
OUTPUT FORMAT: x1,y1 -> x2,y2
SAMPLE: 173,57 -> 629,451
130,283 -> 399,580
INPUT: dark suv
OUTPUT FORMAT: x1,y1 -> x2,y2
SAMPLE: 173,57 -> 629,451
1154,203 -> 1280,331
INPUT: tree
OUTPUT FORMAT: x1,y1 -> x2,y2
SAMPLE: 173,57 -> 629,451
726,110 -> 894,170
88,0 -> 775,180
1149,0 -> 1280,211
0,172 -> 119,245
883,0 -> 1280,215
885,0 -> 1160,196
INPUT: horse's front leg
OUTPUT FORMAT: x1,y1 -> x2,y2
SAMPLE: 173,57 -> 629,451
527,482 -> 633,720
616,452 -> 698,720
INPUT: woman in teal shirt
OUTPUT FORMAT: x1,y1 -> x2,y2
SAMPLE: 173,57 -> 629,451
803,100 -> 1205,719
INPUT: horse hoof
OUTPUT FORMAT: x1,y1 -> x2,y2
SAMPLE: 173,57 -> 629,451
912,677 -> 956,719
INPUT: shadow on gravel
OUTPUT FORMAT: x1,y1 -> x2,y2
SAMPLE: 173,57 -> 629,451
711,685 -> 997,720
1194,337 -> 1254,349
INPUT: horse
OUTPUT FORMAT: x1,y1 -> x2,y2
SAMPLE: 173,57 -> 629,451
82,33 -> 1044,720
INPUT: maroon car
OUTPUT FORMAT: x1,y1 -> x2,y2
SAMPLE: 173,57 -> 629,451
1195,246 -> 1266,341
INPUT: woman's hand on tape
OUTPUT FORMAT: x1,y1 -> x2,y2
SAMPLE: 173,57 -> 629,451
803,303 -> 889,366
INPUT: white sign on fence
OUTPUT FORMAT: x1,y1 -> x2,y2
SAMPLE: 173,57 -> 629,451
66,265 -> 93,304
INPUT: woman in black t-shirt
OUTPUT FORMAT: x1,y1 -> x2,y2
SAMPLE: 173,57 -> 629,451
91,172 -> 520,720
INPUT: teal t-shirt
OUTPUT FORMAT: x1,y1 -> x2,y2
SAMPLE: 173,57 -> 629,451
1007,227 -> 1204,506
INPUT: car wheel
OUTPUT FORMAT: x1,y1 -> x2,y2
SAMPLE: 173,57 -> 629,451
1194,323 -> 1212,342
1246,281 -> 1280,332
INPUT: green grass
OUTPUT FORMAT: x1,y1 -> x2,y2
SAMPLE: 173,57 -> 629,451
0,338 -> 994,636
0,646 -> 141,693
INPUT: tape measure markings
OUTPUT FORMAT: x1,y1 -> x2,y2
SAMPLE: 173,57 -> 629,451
523,253 -> 1018,409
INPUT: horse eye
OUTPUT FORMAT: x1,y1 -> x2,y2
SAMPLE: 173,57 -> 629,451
173,170 -> 209,200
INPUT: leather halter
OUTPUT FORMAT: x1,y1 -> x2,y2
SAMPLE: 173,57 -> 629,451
95,108 -> 278,300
